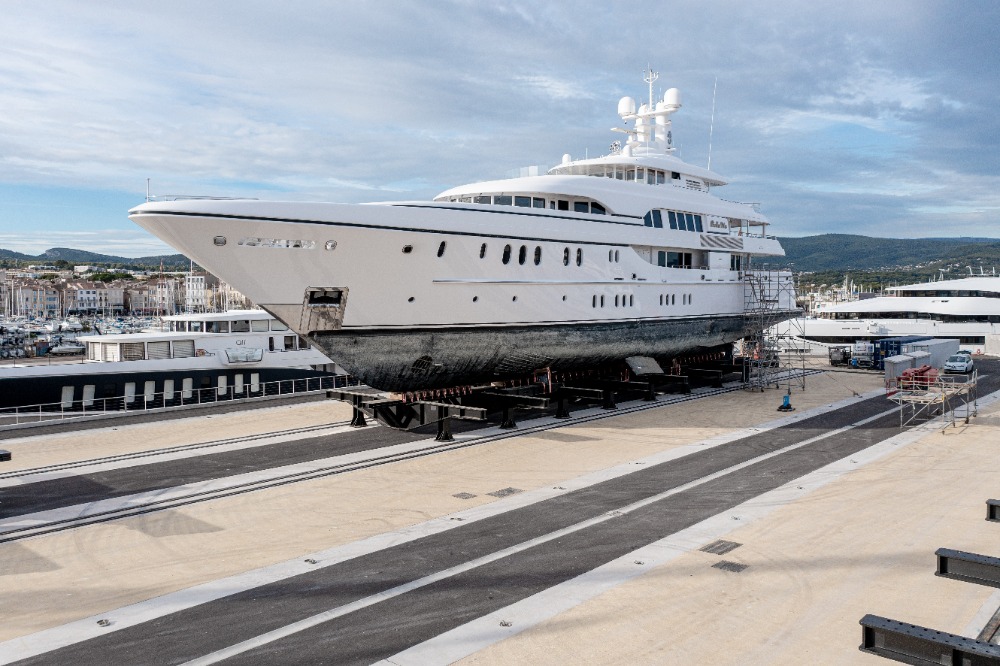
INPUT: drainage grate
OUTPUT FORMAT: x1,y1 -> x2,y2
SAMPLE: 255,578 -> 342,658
700,540 -> 742,556
452,492 -> 477,500
487,487 -> 523,498
712,560 -> 748,573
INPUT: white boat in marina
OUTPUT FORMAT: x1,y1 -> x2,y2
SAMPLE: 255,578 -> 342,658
773,275 -> 1000,355
130,72 -> 799,392
0,310 -> 349,410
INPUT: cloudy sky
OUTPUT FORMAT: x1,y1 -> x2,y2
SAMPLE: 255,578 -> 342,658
1,0 -> 997,257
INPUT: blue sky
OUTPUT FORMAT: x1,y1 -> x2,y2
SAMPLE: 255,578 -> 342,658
1,0 -> 998,257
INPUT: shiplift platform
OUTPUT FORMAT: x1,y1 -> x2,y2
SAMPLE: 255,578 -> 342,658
0,359 -> 999,664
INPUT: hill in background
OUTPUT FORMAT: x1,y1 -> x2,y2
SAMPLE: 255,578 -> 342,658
0,247 -> 191,271
775,235 -> 1000,273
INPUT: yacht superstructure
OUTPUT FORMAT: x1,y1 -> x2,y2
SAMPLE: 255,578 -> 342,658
130,74 -> 799,392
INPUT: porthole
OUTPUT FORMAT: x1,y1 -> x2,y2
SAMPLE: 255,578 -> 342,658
592,295 -> 597,308
213,236 -> 227,246
480,243 -> 487,259
562,295 -> 567,301
407,297 -> 415,302
437,241 -> 447,257
512,295 -> 518,302
615,250 -> 620,262
325,240 -> 337,251
576,248 -> 582,266
600,295 -> 605,307
609,249 -> 614,262
473,296 -> 479,302
534,246 -> 541,265
563,248 -> 570,266
615,295 -> 619,307
402,245 -> 413,254
502,244 -> 512,264
518,245 -> 527,265
629,295 -> 634,306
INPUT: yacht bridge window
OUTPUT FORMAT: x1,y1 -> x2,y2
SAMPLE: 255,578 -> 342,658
447,193 -> 607,215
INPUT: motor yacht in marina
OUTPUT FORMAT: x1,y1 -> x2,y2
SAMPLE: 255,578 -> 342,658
0,310 -> 347,410
774,275 -> 1000,355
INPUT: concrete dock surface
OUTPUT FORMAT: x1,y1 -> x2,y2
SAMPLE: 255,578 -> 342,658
0,362 -> 996,664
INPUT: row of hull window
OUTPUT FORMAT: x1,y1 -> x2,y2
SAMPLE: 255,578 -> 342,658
642,210 -> 704,232
493,244 -> 584,267
592,294 -> 635,308
590,293 -> 694,308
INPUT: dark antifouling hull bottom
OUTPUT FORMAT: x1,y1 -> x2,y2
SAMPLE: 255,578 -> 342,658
312,315 -> 775,392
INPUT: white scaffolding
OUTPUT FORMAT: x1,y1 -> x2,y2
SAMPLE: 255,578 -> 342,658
741,264 -> 805,393
886,371 -> 979,428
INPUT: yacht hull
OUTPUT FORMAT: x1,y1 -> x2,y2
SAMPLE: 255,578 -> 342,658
309,313 -> 783,391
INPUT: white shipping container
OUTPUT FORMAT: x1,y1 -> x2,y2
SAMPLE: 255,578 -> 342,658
883,354 -> 916,383
905,339 -> 960,368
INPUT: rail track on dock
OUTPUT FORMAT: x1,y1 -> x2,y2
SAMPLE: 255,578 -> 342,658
0,373 -> 822,544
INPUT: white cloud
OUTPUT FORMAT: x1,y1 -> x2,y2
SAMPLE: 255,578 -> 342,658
0,0 -> 997,243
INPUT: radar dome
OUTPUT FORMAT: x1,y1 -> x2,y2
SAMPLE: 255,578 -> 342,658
664,88 -> 681,108
562,153 -> 572,165
617,96 -> 636,117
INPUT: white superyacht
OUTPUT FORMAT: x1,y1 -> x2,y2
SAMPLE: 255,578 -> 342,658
130,74 -> 799,392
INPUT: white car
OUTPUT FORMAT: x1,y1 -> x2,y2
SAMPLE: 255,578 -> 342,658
943,354 -> 974,373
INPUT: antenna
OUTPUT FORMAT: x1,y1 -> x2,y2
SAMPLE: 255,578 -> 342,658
146,178 -> 150,203
707,77 -> 717,170
644,66 -> 658,108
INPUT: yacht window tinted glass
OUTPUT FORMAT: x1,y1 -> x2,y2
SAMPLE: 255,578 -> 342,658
656,171 -> 665,184
558,200 -> 569,211
668,211 -> 678,229
685,213 -> 695,231
251,319 -> 269,332
643,212 -> 653,227
590,202 -> 606,215
694,215 -> 703,232
474,195 -> 490,204
514,196 -> 530,207
652,210 -> 663,228
574,201 -> 589,213
532,197 -> 545,208
231,320 -> 250,333
494,195 -> 512,206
